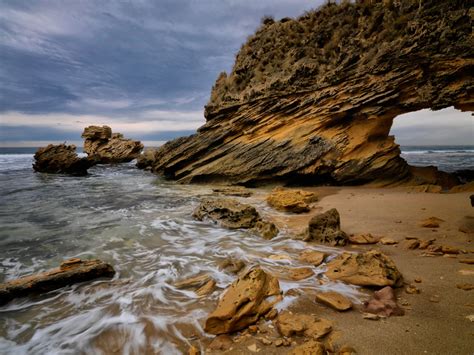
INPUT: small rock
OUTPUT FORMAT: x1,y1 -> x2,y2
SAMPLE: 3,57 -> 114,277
457,283 -> 474,291
290,340 -> 325,355
414,277 -> 422,283
429,295 -> 441,303
274,339 -> 284,347
174,274 -> 211,289
247,343 -> 258,352
265,308 -> 278,320
315,291 -> 353,311
466,315 -> 474,322
362,313 -> 383,320
459,269 -> 474,276
418,239 -> 435,249
304,208 -> 348,246
288,267 -> 315,281
405,284 -> 421,294
441,245 -> 459,254
459,259 -> 474,265
196,279 -> 216,297
339,345 -> 357,355
218,258 -> 245,274
259,337 -> 272,346
298,250 -> 326,266
363,286 -> 404,317
349,233 -> 379,244
188,345 -> 200,355
403,238 -> 420,250
212,187 -> 253,197
208,335 -> 233,351
266,188 -> 318,213
253,220 -> 279,240
379,237 -> 398,245
268,254 -> 291,261
420,217 -> 444,228
274,311 -> 332,339
248,325 -> 258,334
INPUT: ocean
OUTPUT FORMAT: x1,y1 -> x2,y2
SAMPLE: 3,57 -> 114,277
0,145 -> 472,353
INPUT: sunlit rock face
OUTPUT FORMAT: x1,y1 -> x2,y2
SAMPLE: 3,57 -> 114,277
142,0 -> 473,186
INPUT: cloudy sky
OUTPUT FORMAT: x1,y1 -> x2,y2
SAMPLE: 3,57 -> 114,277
0,0 -> 472,147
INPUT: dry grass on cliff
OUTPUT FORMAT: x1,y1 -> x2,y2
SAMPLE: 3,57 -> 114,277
207,0 -> 471,113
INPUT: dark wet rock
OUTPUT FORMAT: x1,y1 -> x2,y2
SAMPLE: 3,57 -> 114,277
82,125 -> 143,163
325,250 -> 403,287
274,311 -> 332,340
136,148 -> 158,170
204,267 -> 281,335
0,258 -> 115,306
33,144 -> 94,176
362,286 -> 405,317
303,208 -> 348,246
266,188 -> 318,213
193,198 -> 279,239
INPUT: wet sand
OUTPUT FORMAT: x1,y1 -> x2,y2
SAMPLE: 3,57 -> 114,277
214,187 -> 473,354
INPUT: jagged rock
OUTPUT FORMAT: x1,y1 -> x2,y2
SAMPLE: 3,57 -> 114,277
349,233 -> 379,244
304,208 -> 348,246
193,198 -> 278,239
136,148 -> 158,170
298,250 -> 326,266
325,250 -> 403,287
290,340 -> 325,355
82,125 -> 143,163
274,311 -> 332,340
173,273 -> 216,297
266,188 -> 318,213
196,280 -> 216,297
138,2 -> 471,186
33,144 -> 94,176
315,291 -> 353,311
362,286 -> 405,317
0,258 -> 115,305
204,267 -> 281,334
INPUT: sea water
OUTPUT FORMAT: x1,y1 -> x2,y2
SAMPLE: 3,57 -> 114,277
0,146 -> 472,353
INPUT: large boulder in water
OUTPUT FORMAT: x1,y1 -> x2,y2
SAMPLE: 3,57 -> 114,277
33,144 -> 94,176
82,125 -> 143,163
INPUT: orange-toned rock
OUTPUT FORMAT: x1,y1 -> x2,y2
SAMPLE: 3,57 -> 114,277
298,250 -> 326,266
349,233 -> 379,245
204,267 -> 281,335
290,340 -> 325,355
315,291 -> 352,311
0,259 -> 115,305
420,217 -> 444,228
275,311 -> 332,339
305,208 -> 348,246
287,267 -> 314,281
266,188 -> 318,213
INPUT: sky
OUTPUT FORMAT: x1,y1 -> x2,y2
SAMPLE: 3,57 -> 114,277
0,0 -> 472,147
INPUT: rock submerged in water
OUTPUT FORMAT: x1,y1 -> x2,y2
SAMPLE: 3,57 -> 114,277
193,198 -> 279,239
0,258 -> 115,306
325,250 -> 403,287
204,267 -> 281,335
266,188 -> 318,213
82,125 -> 143,163
303,208 -> 348,246
33,144 -> 95,176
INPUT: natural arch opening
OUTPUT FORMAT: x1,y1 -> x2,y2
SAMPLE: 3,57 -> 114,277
390,107 -> 474,184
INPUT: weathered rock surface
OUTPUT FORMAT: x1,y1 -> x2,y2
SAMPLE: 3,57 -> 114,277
204,267 -> 281,334
362,286 -> 404,317
304,208 -> 348,246
138,1 -> 472,186
33,144 -> 94,176
349,233 -> 379,244
82,125 -> 143,163
420,216 -> 444,228
315,291 -> 353,311
174,273 -> 216,296
274,311 -> 332,339
325,250 -> 403,287
193,198 -> 278,239
212,186 -> 253,197
290,340 -> 325,355
298,250 -> 326,266
266,188 -> 318,213
0,258 -> 115,306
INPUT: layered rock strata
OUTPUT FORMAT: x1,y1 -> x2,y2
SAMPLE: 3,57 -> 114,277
139,1 -> 472,186
82,125 -> 143,163
33,144 -> 94,176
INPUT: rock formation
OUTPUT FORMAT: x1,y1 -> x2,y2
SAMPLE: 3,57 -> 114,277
0,258 -> 115,305
33,144 -> 94,176
138,1 -> 472,186
304,208 -> 348,246
204,267 -> 281,334
362,286 -> 405,317
82,125 -> 143,163
274,311 -> 332,339
266,188 -> 318,213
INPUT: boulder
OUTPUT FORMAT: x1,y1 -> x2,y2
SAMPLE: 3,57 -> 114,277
304,208 -> 348,246
274,311 -> 332,340
0,258 -> 115,305
193,198 -> 279,239
204,267 -> 281,334
266,188 -> 318,213
136,148 -> 158,170
325,250 -> 403,287
82,125 -> 143,163
33,144 -> 94,176
298,250 -> 326,266
315,291 -> 352,311
362,286 -> 404,317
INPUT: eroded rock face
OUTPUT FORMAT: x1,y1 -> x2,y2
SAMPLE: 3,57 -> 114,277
204,267 -> 281,335
82,125 -> 143,163
0,258 -> 115,305
274,311 -> 332,340
193,198 -> 279,239
325,250 -> 403,287
138,1 -> 472,186
305,208 -> 348,246
33,144 -> 94,176
266,188 -> 318,213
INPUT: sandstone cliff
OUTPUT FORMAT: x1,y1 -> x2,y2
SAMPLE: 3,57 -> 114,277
140,0 -> 473,186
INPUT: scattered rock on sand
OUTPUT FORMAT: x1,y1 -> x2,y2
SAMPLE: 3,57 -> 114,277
82,125 -> 143,163
349,233 -> 379,244
0,258 -> 115,306
362,286 -> 405,317
405,284 -> 421,294
204,267 -> 281,334
208,335 -> 233,351
298,250 -> 326,266
33,144 -> 95,176
379,237 -> 398,245
304,208 -> 348,246
212,187 -> 253,197
290,340 -> 325,355
275,311 -> 332,339
456,283 -> 474,291
315,291 -> 353,311
266,188 -> 318,213
325,250 -> 403,287
420,217 -> 444,228
460,259 -> 474,265
402,238 -> 420,250
193,198 -> 278,239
